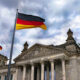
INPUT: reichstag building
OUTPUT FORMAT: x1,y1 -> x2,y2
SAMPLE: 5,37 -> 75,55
0,29 -> 80,80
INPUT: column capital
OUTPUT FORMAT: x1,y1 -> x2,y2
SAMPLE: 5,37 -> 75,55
40,60 -> 44,64
30,62 -> 35,66
49,59 -> 54,62
23,64 -> 27,67
61,57 -> 65,60
61,58 -> 66,63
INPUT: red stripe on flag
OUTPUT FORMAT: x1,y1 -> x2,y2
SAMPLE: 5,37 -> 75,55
16,18 -> 44,25
0,46 -> 2,50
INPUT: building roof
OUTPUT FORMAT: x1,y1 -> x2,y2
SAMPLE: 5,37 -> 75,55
0,54 -> 8,61
14,29 -> 80,62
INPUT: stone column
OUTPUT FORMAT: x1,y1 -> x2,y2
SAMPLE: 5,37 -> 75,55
16,67 -> 19,80
46,66 -> 49,80
37,67 -> 40,80
13,73 -> 16,80
1,75 -> 4,80
29,68 -> 31,80
51,60 -> 54,80
41,62 -> 44,80
62,59 -> 66,80
16,66 -> 23,80
31,64 -> 34,80
23,65 -> 26,80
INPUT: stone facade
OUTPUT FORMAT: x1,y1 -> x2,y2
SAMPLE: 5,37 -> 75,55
0,54 -> 8,66
0,29 -> 80,80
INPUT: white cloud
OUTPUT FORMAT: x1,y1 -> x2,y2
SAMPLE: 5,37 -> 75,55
0,0 -> 80,61
48,16 -> 64,24
54,0 -> 67,7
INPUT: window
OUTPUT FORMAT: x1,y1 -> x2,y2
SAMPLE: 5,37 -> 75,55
0,76 -> 1,80
10,74 -> 13,80
4,75 -> 7,80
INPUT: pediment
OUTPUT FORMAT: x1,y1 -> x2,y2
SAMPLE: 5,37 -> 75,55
14,44 -> 68,62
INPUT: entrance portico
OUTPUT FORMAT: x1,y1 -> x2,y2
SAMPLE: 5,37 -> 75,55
16,54 -> 67,80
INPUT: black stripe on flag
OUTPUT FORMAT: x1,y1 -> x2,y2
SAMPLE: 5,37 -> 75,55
18,13 -> 45,22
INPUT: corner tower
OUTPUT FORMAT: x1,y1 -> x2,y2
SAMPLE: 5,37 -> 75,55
65,29 -> 80,53
66,29 -> 75,44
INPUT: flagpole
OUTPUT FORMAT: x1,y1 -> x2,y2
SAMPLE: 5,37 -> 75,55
7,9 -> 18,80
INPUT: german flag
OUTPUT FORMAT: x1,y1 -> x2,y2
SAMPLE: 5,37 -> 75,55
16,13 -> 47,30
0,46 -> 2,50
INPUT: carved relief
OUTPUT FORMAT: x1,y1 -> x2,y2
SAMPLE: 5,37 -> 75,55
18,45 -> 66,61
66,45 -> 76,52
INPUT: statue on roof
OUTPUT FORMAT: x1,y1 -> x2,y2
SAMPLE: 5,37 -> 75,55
22,41 -> 28,52
66,29 -> 75,44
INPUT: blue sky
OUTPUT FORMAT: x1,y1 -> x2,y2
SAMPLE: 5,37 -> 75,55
0,0 -> 80,60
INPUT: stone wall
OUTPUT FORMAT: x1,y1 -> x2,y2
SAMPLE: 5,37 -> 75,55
65,57 -> 79,80
77,57 -> 80,80
65,60 -> 70,80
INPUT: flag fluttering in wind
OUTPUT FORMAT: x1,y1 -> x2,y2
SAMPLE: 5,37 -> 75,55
0,46 -> 2,50
7,10 -> 47,80
16,13 -> 47,30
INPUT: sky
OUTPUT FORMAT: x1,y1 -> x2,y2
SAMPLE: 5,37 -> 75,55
0,0 -> 80,60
